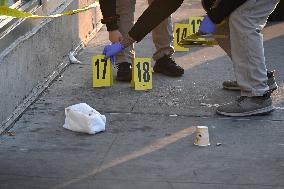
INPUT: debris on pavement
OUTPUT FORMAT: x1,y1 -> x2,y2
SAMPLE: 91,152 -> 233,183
69,51 -> 82,64
216,143 -> 222,146
169,114 -> 178,117
63,103 -> 106,134
200,103 -> 220,108
7,131 -> 16,136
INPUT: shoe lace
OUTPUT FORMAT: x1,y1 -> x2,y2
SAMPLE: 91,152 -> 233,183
161,55 -> 182,69
116,64 -> 122,71
236,96 -> 247,103
165,55 -> 176,65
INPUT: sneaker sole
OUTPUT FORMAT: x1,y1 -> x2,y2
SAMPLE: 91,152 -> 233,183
116,77 -> 132,82
223,86 -> 241,91
223,83 -> 278,92
153,68 -> 184,77
116,73 -> 132,82
216,105 -> 275,117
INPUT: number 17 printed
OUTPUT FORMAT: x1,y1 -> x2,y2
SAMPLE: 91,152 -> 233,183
92,55 -> 113,87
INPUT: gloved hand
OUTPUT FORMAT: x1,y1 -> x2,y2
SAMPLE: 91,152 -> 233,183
103,42 -> 125,65
198,15 -> 216,34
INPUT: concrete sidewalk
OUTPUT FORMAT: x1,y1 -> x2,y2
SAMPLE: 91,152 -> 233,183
1,1 -> 284,188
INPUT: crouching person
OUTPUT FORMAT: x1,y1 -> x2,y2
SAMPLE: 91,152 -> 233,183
199,0 -> 279,116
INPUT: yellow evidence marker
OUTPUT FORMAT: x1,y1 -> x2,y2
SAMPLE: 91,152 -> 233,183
173,23 -> 191,52
131,58 -> 152,91
92,55 -> 113,88
189,16 -> 204,35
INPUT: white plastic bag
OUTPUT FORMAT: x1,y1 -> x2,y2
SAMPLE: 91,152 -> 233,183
63,103 -> 106,134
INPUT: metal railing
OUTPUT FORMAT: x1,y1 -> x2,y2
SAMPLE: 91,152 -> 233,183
0,0 -> 42,52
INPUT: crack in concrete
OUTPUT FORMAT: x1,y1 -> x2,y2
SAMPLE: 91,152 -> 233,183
105,111 -> 284,123
1,174 -> 283,188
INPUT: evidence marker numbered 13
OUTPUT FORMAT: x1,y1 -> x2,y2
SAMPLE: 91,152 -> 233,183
189,16 -> 204,35
174,23 -> 190,52
131,58 -> 152,91
92,55 -> 113,88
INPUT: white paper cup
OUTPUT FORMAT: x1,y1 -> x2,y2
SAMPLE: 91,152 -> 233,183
194,126 -> 210,146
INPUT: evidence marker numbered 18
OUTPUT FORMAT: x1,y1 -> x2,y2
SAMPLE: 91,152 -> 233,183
92,55 -> 113,88
174,23 -> 190,52
131,58 -> 152,91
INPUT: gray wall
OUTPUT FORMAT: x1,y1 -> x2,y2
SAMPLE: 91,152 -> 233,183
0,0 -> 102,132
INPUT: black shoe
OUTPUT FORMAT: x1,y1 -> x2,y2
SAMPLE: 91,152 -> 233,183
153,55 -> 184,77
116,62 -> 132,82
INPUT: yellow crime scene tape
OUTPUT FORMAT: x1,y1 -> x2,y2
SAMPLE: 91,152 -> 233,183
0,1 -> 99,19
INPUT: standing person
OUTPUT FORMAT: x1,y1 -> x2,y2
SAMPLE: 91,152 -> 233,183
99,0 -> 184,82
201,0 -> 277,93
198,0 -> 280,116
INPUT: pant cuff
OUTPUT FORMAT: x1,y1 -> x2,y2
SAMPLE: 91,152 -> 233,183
116,51 -> 135,64
241,87 -> 269,97
153,47 -> 174,60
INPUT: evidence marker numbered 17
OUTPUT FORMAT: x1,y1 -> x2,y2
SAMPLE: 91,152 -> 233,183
189,16 -> 204,35
92,55 -> 113,88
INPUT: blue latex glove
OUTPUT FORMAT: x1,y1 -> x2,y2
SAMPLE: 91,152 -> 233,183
199,15 -> 216,34
103,42 -> 125,65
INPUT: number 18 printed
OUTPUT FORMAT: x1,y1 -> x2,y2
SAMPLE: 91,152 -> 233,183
131,58 -> 152,91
